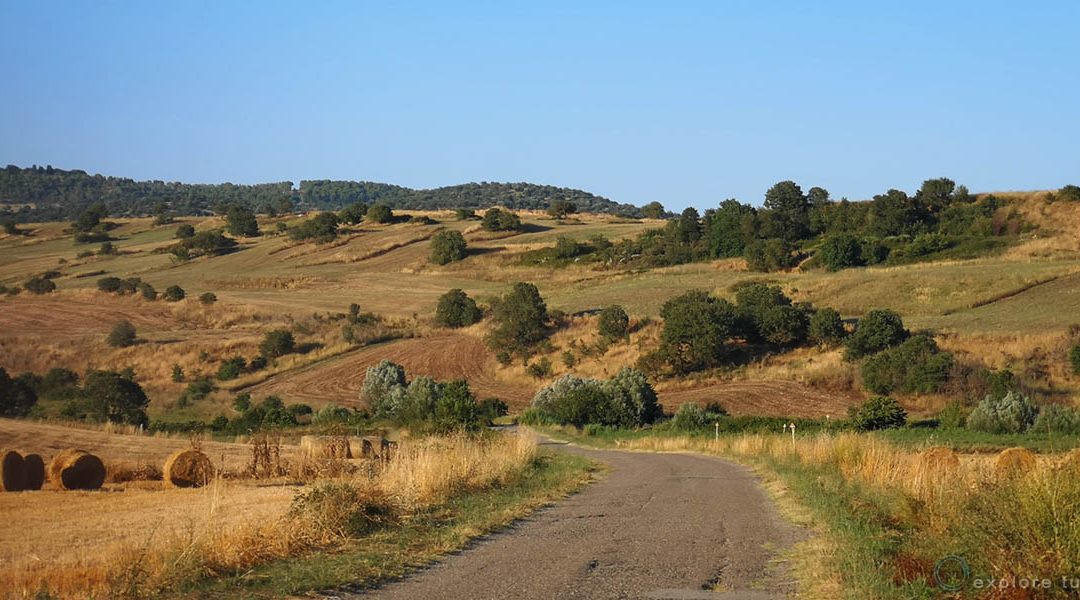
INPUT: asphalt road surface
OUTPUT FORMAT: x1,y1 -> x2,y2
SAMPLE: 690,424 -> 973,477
342,438 -> 803,600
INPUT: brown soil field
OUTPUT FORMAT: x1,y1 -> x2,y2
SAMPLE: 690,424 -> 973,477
660,380 -> 859,418
246,334 -> 538,408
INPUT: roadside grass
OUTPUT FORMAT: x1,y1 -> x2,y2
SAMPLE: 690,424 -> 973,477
542,426 -> 1080,599
168,449 -> 595,600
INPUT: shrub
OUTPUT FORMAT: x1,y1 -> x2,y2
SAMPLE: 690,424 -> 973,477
937,400 -> 970,429
860,335 -> 953,394
526,357 -> 552,378
199,292 -> 217,305
1057,184 -> 1080,203
98,276 -> 136,294
848,396 -> 907,431
366,204 -> 394,224
757,305 -> 808,346
23,277 -> 56,295
0,367 -> 38,417
361,359 -> 407,418
137,282 -> 156,300
481,208 -> 521,232
289,212 -> 340,243
809,307 -> 846,345
97,241 -> 115,255
216,357 -> 247,381
744,238 -> 797,272
180,377 -> 215,404
656,290 -> 738,374
598,305 -> 630,342
429,230 -> 468,265
107,320 -> 137,348
487,282 -> 549,355
844,309 -> 908,360
225,206 -> 260,237
233,392 -> 252,411
172,230 -> 237,257
290,482 -> 397,539
259,329 -> 295,358
669,402 -> 713,431
339,201 -> 368,224
1031,404 -> 1080,434
175,224 -> 195,239
313,403 -> 353,424
171,364 -> 184,383
547,200 -> 577,219
553,235 -> 580,259
163,285 -> 186,302
478,398 -> 508,421
967,391 -> 1038,434
397,376 -> 442,425
601,367 -> 663,427
550,380 -> 611,429
530,370 -> 660,428
1071,344 -> 1080,376
433,380 -> 483,432
561,350 -> 576,368
455,208 -> 477,220
434,288 -> 482,328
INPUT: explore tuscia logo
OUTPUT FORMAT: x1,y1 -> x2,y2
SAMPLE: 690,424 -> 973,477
934,556 -> 1079,593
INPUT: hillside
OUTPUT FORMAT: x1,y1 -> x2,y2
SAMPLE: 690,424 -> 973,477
0,165 -> 642,222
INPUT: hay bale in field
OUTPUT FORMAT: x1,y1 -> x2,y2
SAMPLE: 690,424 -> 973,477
994,447 -> 1037,478
23,454 -> 45,490
49,449 -> 106,490
0,449 -> 27,492
917,447 -> 959,472
163,449 -> 215,488
301,435 -> 352,459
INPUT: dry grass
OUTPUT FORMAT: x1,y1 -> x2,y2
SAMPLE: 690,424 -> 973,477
0,431 -> 538,599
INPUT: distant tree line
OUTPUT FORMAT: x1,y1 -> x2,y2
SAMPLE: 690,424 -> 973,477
0,165 -> 642,222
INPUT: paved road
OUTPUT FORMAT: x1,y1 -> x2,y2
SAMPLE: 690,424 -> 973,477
343,438 -> 803,600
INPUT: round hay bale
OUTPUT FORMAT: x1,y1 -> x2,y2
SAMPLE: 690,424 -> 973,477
22,454 -> 45,491
49,449 -> 106,490
994,447 -> 1037,478
163,449 -> 214,488
918,447 -> 959,472
0,449 -> 27,492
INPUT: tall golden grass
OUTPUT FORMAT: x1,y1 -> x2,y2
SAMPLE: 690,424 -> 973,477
1,432 -> 537,599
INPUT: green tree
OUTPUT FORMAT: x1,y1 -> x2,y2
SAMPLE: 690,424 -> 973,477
860,335 -> 953,394
547,200 -> 577,219
763,180 -> 809,241
1057,185 -> 1080,203
434,380 -> 482,432
73,203 -> 107,232
397,375 -> 442,425
199,292 -> 217,305
845,309 -> 908,360
550,381 -> 610,429
81,370 -> 150,426
848,396 -> 907,431
553,235 -> 580,259
0,367 -> 37,417
108,320 -> 137,348
744,238 -> 796,272
360,359 -> 407,418
137,282 -> 156,300
598,305 -> 630,342
818,234 -> 863,271
217,356 -> 247,381
705,199 -> 754,258
338,201 -> 368,224
434,288 -> 482,328
429,230 -> 468,265
259,329 -> 295,358
487,282 -> 549,354
481,208 -> 521,232
601,367 -> 662,426
809,307 -> 846,345
175,224 -> 195,239
288,212 -> 340,243
657,290 -> 738,373
23,277 -> 56,294
967,391 -> 1038,434
225,205 -> 260,237
366,204 -> 394,224
915,177 -> 956,215
642,201 -> 666,219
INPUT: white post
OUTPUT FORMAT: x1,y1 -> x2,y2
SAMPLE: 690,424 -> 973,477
789,422 -> 796,447
714,422 -> 719,441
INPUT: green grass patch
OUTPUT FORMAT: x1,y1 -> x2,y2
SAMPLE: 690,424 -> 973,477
168,450 -> 595,599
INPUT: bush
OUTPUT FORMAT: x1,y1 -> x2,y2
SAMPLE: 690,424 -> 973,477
313,403 -> 353,424
339,201 -> 368,224
290,482 -> 397,539
1057,184 -> 1080,203
289,212 -> 340,243
225,206 -> 260,237
171,364 -> 184,382
1031,404 -> 1080,434
163,285 -> 186,302
601,368 -> 663,427
844,309 -> 908,360
553,235 -> 580,259
137,282 -> 156,300
757,305 -> 808,346
550,381 -> 610,429
744,238 -> 797,272
429,230 -> 468,265
455,208 -> 477,220
656,290 -> 738,374
397,376 -> 442,426
937,400 -> 970,429
481,208 -> 521,232
669,402 -> 717,431
361,359 -> 407,418
180,377 -> 215,404
530,369 -> 660,429
216,357 -> 247,381
598,305 -> 630,342
259,329 -> 295,358
434,288 -> 482,328
23,277 -> 56,295
860,335 -> 953,394
108,320 -> 137,348
547,200 -> 577,219
967,391 -> 1038,434
366,204 -> 393,224
1071,344 -> 1080,376
809,307 -> 846,345
525,357 -> 552,378
199,292 -> 217,305
848,396 -> 907,431
233,392 -> 252,411
175,224 -> 195,239
433,380 -> 483,432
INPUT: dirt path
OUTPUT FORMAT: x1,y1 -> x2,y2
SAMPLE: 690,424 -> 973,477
347,438 -> 802,600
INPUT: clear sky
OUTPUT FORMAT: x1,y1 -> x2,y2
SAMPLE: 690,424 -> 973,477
1,1 -> 1077,210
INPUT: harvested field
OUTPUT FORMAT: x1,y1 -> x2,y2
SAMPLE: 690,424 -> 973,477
659,380 -> 859,418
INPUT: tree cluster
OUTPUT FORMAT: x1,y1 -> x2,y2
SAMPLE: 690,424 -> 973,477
359,360 -> 496,431
524,368 -> 663,429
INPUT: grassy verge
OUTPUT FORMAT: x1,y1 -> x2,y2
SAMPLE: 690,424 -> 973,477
542,426 -> 1080,599
169,449 -> 595,599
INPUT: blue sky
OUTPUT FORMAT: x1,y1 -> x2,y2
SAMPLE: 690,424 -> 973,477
1,1 -> 1077,210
